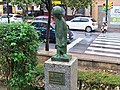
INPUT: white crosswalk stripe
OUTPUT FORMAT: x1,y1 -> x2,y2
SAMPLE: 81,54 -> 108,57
67,38 -> 83,51
90,44 -> 120,49
95,38 -> 120,43
85,33 -> 120,58
93,41 -> 120,45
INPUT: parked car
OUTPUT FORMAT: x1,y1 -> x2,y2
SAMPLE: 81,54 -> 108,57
26,18 -> 34,24
66,17 -> 98,32
0,14 -> 23,23
31,20 -> 73,43
35,16 -> 56,24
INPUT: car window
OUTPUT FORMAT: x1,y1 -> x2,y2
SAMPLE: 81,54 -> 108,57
35,18 -> 41,20
91,19 -> 96,22
32,22 -> 54,31
40,23 -> 47,28
14,15 -> 22,18
1,15 -> 7,18
35,18 -> 48,21
32,22 -> 39,27
32,22 -> 48,28
80,18 -> 89,22
1,15 -> 13,18
71,18 -> 80,22
35,18 -> 40,20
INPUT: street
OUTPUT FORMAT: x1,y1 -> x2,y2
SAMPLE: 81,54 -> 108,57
38,30 -> 100,53
38,29 -> 120,58
68,30 -> 99,53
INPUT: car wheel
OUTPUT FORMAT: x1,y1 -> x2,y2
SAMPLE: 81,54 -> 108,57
85,26 -> 92,32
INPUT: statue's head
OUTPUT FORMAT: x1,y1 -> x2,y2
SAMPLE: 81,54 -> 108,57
52,6 -> 65,19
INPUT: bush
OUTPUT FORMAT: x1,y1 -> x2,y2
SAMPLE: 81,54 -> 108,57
78,70 -> 120,89
34,64 -> 44,89
78,70 -> 120,85
0,22 -> 40,90
35,64 -> 120,90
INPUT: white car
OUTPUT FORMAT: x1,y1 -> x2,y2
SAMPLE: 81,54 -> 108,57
66,17 -> 98,32
0,14 -> 23,23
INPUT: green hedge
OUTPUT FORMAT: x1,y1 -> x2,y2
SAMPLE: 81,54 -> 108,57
78,70 -> 120,86
37,64 -> 120,86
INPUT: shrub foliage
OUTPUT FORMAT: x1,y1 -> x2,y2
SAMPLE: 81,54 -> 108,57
0,22 -> 40,90
37,64 -> 120,90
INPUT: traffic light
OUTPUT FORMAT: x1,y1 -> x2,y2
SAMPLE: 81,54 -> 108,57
102,3 -> 106,9
102,3 -> 106,11
108,2 -> 113,9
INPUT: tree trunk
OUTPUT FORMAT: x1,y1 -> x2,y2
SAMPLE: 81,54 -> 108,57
45,1 -> 52,51
72,8 -> 78,16
21,7 -> 26,21
7,2 -> 10,23
26,3 -> 28,16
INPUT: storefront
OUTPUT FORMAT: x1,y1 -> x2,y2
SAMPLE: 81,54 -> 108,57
110,6 -> 120,25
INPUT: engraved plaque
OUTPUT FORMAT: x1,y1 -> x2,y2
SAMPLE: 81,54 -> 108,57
49,71 -> 65,85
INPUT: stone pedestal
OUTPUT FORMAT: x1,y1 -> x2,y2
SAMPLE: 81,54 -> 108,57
44,57 -> 78,90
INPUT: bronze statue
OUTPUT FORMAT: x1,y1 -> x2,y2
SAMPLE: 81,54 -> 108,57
51,6 -> 71,62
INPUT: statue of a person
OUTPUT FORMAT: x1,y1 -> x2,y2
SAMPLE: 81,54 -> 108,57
51,6 -> 71,62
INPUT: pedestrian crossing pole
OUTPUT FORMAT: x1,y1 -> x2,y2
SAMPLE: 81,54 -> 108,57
105,0 -> 108,23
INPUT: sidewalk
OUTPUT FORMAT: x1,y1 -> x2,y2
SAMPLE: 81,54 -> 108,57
108,28 -> 120,32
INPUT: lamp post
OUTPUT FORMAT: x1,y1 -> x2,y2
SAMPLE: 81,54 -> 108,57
105,0 -> 108,23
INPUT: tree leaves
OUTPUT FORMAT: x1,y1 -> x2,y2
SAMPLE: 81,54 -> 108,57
62,0 -> 92,15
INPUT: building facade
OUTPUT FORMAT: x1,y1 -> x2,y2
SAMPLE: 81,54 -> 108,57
92,0 -> 120,28
0,0 -> 3,15
0,0 -> 23,15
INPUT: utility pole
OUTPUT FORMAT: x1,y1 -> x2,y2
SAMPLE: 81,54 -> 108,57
7,2 -> 10,23
105,0 -> 108,23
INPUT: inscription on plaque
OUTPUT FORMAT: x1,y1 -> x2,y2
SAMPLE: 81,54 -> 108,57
49,71 -> 65,85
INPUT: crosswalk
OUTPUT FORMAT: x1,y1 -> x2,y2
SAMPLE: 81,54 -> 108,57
67,38 -> 83,51
85,33 -> 120,58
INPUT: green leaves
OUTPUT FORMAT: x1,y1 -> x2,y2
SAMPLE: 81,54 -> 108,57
33,0 -> 42,6
62,0 -> 92,8
0,22 -> 40,90
62,0 -> 92,15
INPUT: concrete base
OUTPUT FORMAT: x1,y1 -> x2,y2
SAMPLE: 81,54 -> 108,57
44,57 -> 78,90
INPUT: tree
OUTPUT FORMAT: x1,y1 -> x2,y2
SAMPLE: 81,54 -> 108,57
41,0 -> 52,51
62,0 -> 93,15
11,0 -> 33,20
